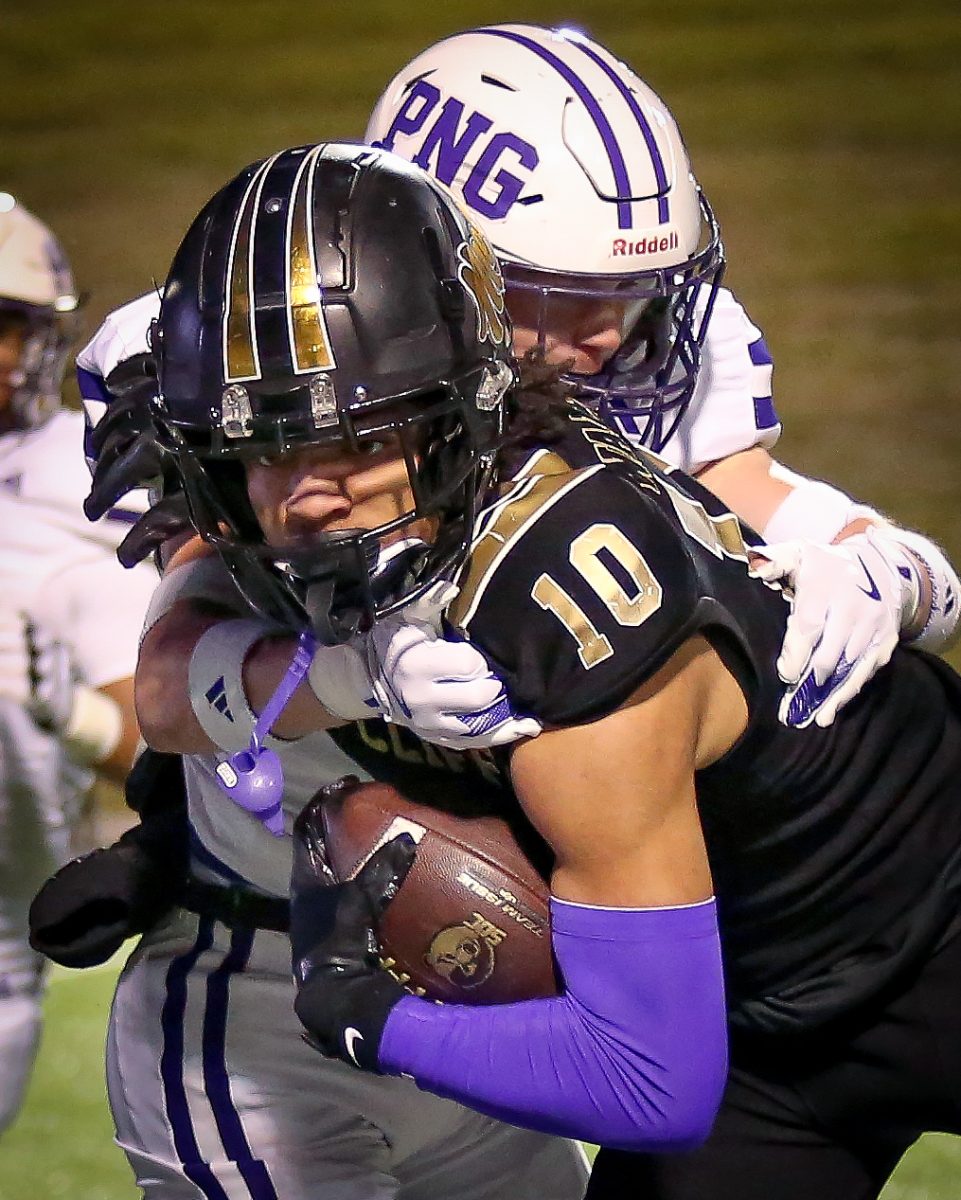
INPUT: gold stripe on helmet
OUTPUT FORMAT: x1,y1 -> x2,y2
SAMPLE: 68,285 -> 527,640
287,144 -> 336,373
223,154 -> 278,382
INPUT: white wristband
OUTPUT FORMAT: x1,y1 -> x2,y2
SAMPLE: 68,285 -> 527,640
762,469 -> 869,544
306,641 -> 380,721
63,685 -> 124,766
187,618 -> 278,752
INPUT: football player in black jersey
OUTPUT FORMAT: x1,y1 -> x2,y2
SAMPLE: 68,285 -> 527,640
73,144 -> 961,1200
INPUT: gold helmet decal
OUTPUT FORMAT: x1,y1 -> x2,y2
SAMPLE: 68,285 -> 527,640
425,921 -> 496,990
223,155 -> 275,381
457,223 -> 509,349
223,146 -> 336,383
286,144 -> 337,374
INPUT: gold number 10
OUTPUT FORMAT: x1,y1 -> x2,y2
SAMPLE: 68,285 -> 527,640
531,523 -> 663,669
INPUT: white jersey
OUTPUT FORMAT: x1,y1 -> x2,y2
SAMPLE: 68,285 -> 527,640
0,410 -> 157,688
187,734 -> 371,895
0,410 -> 158,1128
0,409 -> 157,845
76,291 -> 158,490
636,286 -> 780,476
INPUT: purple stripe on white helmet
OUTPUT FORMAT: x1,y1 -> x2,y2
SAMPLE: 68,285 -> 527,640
562,32 -> 671,225
478,27 -> 636,230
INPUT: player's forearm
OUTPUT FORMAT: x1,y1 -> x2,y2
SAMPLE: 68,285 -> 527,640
715,450 -> 958,651
136,608 -> 336,753
374,897 -> 728,1149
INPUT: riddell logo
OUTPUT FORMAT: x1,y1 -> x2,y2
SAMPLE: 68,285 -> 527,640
612,232 -> 679,257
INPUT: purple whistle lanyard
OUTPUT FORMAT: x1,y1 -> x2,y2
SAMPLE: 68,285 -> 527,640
251,630 -> 317,749
213,629 -> 317,837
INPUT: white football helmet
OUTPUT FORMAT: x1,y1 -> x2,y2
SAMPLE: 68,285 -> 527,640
366,24 -> 725,450
0,193 -> 80,429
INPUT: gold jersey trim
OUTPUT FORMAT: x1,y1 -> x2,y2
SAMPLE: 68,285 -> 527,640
449,459 -> 605,630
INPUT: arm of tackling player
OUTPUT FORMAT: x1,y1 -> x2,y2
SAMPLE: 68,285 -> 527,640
137,544 -> 541,756
699,446 -> 957,649
136,543 -> 366,754
294,635 -> 745,1150
698,447 -> 960,727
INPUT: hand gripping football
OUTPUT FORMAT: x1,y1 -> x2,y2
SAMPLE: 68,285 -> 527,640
316,776 -> 558,1004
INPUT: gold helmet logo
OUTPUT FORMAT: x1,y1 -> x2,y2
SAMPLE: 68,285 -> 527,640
457,224 -> 509,349
425,922 -> 496,990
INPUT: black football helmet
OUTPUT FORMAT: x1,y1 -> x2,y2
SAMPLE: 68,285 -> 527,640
151,143 -> 515,641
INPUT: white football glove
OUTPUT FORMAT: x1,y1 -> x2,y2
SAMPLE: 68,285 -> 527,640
750,526 -> 921,729
366,581 -> 542,750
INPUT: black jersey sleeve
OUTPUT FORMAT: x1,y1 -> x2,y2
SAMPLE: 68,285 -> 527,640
448,463 -> 749,727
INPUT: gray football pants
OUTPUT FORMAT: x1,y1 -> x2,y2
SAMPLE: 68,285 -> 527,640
107,907 -> 589,1199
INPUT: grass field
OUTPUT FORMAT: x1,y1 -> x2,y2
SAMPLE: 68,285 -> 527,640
3,0 -> 961,1195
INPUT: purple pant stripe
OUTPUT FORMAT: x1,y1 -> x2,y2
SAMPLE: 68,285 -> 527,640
479,28 -> 634,229
565,36 -> 671,225
160,917 -> 232,1200
202,928 -> 279,1200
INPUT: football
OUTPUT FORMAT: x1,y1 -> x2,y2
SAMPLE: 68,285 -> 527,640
317,776 -> 558,1004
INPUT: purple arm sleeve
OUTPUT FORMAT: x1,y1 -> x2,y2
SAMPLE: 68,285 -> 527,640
379,896 -> 728,1151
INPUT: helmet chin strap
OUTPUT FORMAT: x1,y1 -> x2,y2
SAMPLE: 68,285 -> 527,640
274,530 -> 378,646
302,536 -> 432,644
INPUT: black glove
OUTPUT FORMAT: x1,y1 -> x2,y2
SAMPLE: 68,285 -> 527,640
290,798 -> 416,1072
84,354 -> 170,523
123,747 -> 186,818
29,750 -> 189,968
117,491 -> 193,568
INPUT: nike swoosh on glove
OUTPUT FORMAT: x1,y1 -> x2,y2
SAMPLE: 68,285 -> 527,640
750,527 -> 921,728
366,581 -> 542,750
291,799 -> 414,1072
